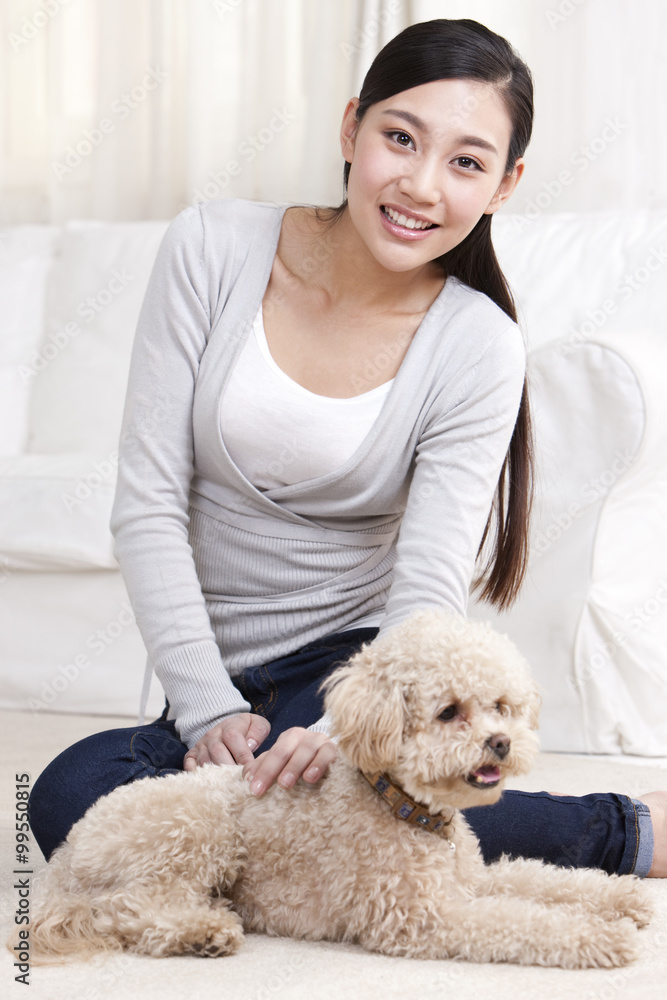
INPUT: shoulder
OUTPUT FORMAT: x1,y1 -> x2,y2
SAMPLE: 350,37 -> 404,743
198,196 -> 287,229
434,277 -> 526,378
445,277 -> 522,339
162,197 -> 286,254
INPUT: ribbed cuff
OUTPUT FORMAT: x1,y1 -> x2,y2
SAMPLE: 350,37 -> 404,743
154,639 -> 251,749
307,712 -> 339,743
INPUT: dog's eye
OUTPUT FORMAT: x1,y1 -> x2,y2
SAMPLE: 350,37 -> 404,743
495,701 -> 508,715
438,705 -> 458,722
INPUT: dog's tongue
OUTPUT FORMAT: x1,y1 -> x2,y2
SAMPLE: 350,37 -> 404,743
471,765 -> 501,784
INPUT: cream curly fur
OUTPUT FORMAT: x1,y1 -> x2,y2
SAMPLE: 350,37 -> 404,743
20,610 -> 652,968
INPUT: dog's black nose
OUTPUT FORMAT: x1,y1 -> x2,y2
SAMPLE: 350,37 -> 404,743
485,734 -> 510,759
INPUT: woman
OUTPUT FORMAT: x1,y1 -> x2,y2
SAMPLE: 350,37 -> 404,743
29,18 -> 665,877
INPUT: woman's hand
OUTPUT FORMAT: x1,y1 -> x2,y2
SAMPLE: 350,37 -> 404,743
183,713 -> 271,771
242,727 -> 338,797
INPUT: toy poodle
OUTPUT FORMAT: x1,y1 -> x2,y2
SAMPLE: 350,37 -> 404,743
23,609 -> 651,968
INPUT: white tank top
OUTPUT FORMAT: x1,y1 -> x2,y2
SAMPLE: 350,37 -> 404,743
220,302 -> 394,492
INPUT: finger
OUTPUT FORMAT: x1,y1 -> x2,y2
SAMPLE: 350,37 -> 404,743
242,750 -> 267,784
220,725 -> 258,767
301,741 -> 338,783
182,745 -> 211,771
245,716 -> 271,753
248,731 -> 304,796
275,737 -> 336,789
205,738 -> 237,766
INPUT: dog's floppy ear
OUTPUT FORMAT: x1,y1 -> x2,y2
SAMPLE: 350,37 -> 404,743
523,682 -> 542,730
320,646 -> 407,772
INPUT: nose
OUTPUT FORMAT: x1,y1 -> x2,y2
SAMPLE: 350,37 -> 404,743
485,734 -> 510,760
398,156 -> 440,207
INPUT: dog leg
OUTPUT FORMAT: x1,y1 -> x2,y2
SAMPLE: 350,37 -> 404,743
357,895 -> 640,968
479,855 -> 652,927
113,887 -> 245,958
27,767 -> 247,960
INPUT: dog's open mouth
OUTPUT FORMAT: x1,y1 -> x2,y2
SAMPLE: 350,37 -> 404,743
465,765 -> 502,788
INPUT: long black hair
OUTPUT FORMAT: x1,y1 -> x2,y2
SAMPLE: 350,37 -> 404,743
317,18 -> 535,610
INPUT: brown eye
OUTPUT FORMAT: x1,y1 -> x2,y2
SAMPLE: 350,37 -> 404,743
438,705 -> 458,722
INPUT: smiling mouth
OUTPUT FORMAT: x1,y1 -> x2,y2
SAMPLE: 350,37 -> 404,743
465,765 -> 502,789
380,205 -> 438,230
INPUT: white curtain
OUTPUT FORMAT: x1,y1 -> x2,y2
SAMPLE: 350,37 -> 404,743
0,0 -> 665,224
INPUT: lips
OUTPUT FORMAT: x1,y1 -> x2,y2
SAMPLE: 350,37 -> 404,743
381,205 -> 437,229
466,765 -> 502,788
378,205 -> 439,241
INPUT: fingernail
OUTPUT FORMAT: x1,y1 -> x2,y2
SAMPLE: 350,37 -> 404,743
279,772 -> 295,788
251,779 -> 264,796
247,738 -> 258,751
304,767 -> 319,781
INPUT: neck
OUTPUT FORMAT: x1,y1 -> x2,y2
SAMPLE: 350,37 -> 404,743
292,205 -> 444,312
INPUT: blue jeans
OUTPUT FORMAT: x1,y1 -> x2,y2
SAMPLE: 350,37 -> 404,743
29,627 -> 654,875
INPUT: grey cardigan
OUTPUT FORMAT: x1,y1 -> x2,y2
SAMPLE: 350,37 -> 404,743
110,197 -> 526,747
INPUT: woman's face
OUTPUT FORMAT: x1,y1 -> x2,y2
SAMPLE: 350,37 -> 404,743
339,78 -> 524,273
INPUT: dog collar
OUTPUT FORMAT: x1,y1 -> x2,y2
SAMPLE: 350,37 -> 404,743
361,770 -> 456,851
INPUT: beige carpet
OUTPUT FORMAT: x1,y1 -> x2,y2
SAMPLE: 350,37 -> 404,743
2,709 -> 666,1000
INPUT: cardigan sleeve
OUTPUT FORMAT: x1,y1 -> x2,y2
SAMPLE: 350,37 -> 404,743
110,205 -> 251,749
377,321 -> 527,633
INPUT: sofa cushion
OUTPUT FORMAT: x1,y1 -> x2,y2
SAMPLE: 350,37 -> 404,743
493,210 -> 667,350
0,226 -> 59,454
25,220 -> 168,455
471,330 -> 667,755
0,454 -> 118,570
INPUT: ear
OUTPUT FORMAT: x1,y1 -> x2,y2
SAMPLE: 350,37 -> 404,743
523,682 -> 542,731
483,157 -> 525,215
340,96 -> 361,166
320,646 -> 407,772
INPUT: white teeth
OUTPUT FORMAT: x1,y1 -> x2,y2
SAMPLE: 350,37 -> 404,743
383,206 -> 434,230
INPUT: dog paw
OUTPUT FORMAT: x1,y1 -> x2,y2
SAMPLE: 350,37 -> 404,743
187,916 -> 245,958
605,877 -> 653,928
566,916 -> 640,969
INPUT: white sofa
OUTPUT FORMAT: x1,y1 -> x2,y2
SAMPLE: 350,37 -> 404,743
1,207 -> 666,755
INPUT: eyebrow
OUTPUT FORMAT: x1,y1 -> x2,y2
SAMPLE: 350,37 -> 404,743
380,109 -> 499,156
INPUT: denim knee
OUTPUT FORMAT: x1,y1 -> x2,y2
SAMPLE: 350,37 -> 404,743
29,720 -> 187,861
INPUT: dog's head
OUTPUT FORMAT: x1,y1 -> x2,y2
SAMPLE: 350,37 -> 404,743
321,609 -> 541,812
